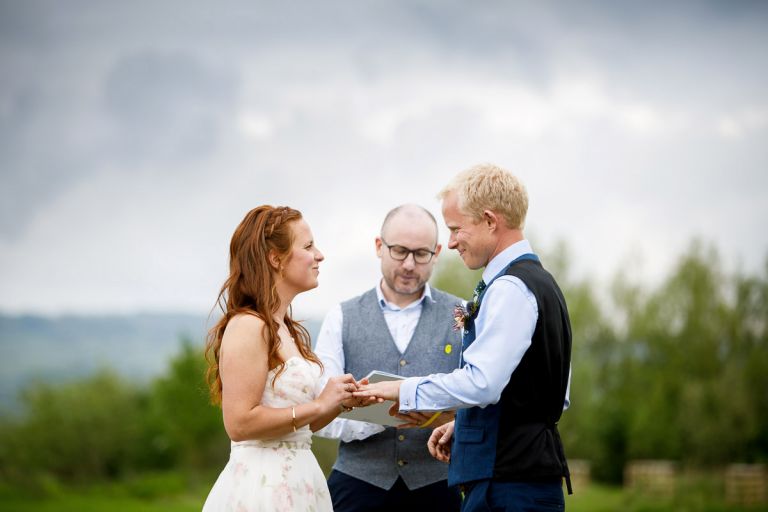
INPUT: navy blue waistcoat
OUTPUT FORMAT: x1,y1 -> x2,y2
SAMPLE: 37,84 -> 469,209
448,255 -> 572,493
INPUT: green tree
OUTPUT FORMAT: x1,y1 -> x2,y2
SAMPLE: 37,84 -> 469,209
585,242 -> 768,478
431,252 -> 482,299
0,337 -> 230,489
0,371 -> 146,484
144,339 -> 229,471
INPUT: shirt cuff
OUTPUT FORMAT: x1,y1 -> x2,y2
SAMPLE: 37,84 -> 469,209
398,377 -> 420,412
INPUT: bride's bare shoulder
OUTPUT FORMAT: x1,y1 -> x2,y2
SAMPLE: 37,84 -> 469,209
222,313 -> 268,348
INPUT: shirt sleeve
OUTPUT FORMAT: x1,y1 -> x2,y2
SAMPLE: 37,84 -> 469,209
313,417 -> 386,442
312,303 -> 386,441
399,276 -> 538,411
313,303 -> 345,387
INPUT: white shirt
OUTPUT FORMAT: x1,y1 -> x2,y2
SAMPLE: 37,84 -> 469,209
399,240 -> 571,412
313,282 -> 434,442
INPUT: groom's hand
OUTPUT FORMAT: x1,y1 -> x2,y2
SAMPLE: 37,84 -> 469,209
427,420 -> 454,463
352,379 -> 402,401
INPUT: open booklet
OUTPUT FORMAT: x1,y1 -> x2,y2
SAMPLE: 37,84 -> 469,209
339,370 -> 443,427
339,370 -> 407,427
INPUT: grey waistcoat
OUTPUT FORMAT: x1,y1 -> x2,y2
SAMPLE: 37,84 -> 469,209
333,287 -> 462,490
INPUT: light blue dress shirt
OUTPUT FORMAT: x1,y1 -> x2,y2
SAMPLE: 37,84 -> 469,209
399,240 -> 571,412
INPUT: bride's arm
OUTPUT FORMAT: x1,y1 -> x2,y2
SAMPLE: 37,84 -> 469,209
220,314 -> 354,441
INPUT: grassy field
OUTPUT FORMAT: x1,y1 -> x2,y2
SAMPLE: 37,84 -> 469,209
3,479 -> 768,512
0,471 -> 210,512
2,448 -> 767,512
0,493 -> 204,512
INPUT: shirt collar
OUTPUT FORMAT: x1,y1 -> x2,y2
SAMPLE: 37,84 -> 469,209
376,280 -> 433,311
482,239 -> 533,284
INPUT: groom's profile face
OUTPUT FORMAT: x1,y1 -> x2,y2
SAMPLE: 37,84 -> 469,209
442,191 -> 491,270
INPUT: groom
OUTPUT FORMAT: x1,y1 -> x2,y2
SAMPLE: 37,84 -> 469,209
355,163 -> 573,511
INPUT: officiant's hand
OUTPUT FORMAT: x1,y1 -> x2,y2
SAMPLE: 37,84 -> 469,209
352,379 -> 402,401
392,410 -> 455,429
427,420 -> 454,463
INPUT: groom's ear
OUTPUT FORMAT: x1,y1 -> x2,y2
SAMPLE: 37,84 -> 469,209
483,210 -> 499,231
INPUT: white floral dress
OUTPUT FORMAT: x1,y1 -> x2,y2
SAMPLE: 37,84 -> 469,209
203,357 -> 332,512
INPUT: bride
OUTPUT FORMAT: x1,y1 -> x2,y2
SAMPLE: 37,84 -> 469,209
203,205 -> 364,511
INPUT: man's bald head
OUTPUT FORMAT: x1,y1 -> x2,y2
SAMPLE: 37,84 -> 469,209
380,204 -> 439,246
376,204 -> 441,306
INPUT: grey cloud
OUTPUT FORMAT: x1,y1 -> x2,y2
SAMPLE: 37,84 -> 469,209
103,50 -> 239,165
0,84 -> 93,239
1,0 -> 767,312
0,46 -> 239,239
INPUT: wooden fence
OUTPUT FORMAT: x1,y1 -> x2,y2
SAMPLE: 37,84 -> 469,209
624,460 -> 677,497
567,459 -> 591,491
564,459 -> 767,504
725,464 -> 767,506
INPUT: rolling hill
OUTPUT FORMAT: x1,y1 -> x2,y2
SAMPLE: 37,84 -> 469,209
0,313 -> 321,411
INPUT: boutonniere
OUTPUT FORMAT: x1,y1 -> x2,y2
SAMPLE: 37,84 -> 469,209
452,299 -> 479,332
453,280 -> 486,332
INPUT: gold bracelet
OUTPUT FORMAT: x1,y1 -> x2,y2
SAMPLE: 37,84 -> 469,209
291,406 -> 297,432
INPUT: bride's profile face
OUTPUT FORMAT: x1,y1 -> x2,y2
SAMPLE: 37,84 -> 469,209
280,219 -> 324,293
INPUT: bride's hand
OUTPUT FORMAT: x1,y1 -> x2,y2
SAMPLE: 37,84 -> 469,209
340,378 -> 383,410
317,374 -> 357,414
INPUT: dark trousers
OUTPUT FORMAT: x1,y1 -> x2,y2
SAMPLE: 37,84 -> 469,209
328,469 -> 462,512
461,480 -> 564,512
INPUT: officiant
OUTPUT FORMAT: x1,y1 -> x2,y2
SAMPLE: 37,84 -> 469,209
314,204 -> 462,511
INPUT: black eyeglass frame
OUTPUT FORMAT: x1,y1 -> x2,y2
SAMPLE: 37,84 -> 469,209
380,238 -> 436,264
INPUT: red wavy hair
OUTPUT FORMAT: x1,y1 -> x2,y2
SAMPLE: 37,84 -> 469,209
205,205 -> 322,405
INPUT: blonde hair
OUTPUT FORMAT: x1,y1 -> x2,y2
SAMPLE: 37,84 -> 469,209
438,163 -> 528,230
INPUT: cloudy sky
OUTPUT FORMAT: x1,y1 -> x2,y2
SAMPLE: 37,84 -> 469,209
1,1 -> 766,319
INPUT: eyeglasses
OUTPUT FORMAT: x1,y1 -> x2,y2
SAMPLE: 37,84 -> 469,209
381,239 -> 436,264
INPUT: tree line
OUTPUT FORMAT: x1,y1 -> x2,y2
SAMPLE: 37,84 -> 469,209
431,240 -> 767,483
0,241 -> 765,489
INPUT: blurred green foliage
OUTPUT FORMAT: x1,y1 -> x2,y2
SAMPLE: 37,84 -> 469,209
0,241 -> 766,496
431,252 -> 483,300
554,241 -> 768,483
431,243 -> 768,484
0,339 -> 228,493
143,340 -> 229,471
